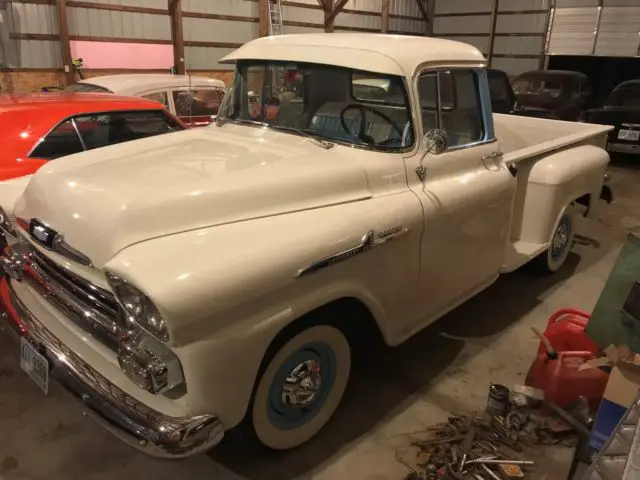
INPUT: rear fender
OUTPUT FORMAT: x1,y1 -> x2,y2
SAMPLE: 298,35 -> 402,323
510,144 -> 609,245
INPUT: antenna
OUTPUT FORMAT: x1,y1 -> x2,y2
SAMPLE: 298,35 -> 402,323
187,63 -> 193,124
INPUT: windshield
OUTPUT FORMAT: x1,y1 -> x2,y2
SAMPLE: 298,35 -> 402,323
218,61 -> 414,151
63,83 -> 111,93
606,86 -> 640,107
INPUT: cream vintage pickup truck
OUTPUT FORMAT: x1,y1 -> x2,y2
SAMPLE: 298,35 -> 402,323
0,34 -> 613,458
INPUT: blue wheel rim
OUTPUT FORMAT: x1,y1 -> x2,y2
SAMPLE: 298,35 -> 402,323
550,214 -> 572,260
266,341 -> 337,430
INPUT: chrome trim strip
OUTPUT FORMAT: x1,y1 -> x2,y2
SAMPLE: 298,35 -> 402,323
1,281 -> 224,458
297,226 -> 408,277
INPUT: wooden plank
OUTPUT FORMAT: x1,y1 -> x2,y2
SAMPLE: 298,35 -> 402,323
55,0 -> 74,86
66,1 -> 168,15
381,0 -> 389,33
184,41 -> 243,49
169,0 -> 185,74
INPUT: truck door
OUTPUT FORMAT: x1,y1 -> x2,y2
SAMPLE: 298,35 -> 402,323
405,68 -> 517,320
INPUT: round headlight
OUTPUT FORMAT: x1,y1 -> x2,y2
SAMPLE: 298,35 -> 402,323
106,272 -> 169,342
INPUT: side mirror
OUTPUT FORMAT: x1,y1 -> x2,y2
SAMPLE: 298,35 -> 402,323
423,128 -> 448,155
416,129 -> 448,181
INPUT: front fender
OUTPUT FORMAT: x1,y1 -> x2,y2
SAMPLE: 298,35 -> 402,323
105,192 -> 423,427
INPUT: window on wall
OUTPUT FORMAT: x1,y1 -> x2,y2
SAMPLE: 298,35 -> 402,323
416,69 -> 484,149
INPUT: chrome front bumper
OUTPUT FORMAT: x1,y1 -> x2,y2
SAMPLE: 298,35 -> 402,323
0,279 -> 224,458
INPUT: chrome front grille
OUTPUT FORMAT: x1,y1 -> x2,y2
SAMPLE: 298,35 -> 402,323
24,247 -> 124,351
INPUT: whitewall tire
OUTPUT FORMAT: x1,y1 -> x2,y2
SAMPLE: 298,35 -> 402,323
533,208 -> 575,274
249,325 -> 351,450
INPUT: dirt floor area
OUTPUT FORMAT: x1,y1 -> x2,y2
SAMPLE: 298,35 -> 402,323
1,156 -> 639,480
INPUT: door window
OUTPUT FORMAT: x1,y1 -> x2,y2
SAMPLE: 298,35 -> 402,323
142,91 -> 170,109
29,120 -> 84,160
172,88 -> 225,117
416,69 -> 484,149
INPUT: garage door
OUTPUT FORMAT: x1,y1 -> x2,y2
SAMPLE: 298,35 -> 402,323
547,0 -> 640,57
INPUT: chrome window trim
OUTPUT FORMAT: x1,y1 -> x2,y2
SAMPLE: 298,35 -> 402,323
413,63 -> 496,154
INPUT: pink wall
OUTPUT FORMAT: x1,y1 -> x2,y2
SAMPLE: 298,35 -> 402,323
70,41 -> 173,70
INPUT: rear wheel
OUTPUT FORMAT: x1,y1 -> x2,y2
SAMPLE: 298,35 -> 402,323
243,324 -> 351,450
531,208 -> 575,274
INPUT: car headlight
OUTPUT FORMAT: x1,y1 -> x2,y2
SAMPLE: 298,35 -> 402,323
0,207 -> 16,237
106,272 -> 185,395
106,272 -> 169,342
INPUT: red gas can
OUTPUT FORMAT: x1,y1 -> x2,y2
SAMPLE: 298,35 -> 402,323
526,309 -> 608,410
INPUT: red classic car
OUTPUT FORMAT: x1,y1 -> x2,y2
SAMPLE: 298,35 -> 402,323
0,93 -> 185,182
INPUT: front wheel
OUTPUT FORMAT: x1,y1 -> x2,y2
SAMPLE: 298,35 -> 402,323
531,208 -> 575,274
245,324 -> 351,450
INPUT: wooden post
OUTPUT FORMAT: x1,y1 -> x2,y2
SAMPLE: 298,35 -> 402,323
426,0 -> 435,36
259,0 -> 269,37
324,0 -> 334,32
324,0 -> 348,32
55,0 -> 74,86
415,0 -> 435,37
169,0 -> 185,74
381,0 -> 390,33
487,0 -> 499,67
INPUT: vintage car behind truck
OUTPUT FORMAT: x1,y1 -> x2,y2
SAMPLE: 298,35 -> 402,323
0,34 -> 613,458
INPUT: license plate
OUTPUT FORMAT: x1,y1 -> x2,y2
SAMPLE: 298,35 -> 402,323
20,337 -> 49,394
618,129 -> 640,141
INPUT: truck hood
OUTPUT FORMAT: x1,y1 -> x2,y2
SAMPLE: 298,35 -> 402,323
15,125 -> 372,267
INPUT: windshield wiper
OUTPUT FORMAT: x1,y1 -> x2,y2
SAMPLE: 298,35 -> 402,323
269,125 -> 335,150
223,119 -> 335,150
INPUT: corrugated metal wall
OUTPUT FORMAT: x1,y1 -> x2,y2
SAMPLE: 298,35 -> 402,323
0,2 -> 61,68
548,0 -> 640,57
433,0 -> 549,76
67,8 -> 171,41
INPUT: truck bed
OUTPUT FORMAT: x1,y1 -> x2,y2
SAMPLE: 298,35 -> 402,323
494,113 -> 613,164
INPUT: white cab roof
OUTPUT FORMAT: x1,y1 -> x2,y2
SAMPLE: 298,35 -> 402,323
221,33 -> 486,77
79,74 -> 226,95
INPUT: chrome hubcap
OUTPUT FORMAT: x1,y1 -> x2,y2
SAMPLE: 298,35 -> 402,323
282,360 -> 322,408
553,222 -> 569,252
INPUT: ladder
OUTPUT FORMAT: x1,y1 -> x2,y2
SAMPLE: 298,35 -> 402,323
268,0 -> 284,36
584,391 -> 640,479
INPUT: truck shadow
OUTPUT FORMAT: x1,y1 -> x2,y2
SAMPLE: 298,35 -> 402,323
209,252 -> 585,479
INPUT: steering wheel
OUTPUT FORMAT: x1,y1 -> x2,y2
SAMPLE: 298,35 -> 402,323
340,104 -> 404,145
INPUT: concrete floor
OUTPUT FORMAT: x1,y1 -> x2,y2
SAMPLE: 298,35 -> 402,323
1,156 -> 639,480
